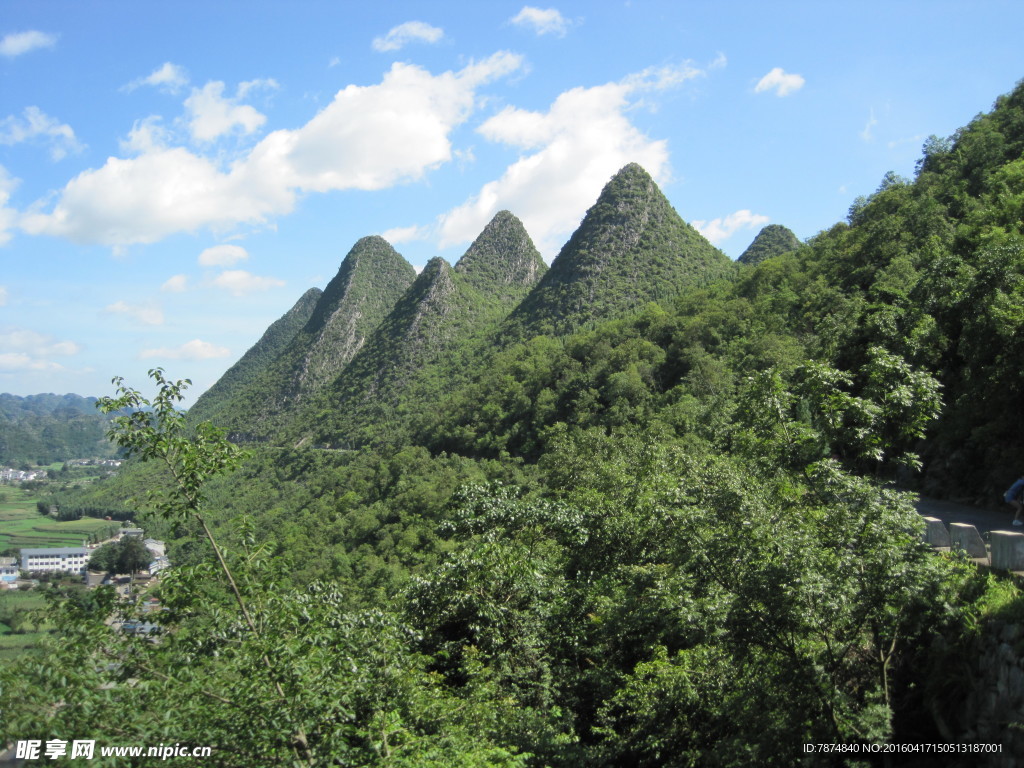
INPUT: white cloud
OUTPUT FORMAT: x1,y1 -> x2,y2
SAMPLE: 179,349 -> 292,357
161,274 -> 189,292
380,225 -> 429,245
0,353 -> 63,372
0,327 -> 80,372
709,52 -> 727,70
124,62 -> 189,94
860,108 -> 877,142
438,64 -> 701,257
103,300 -> 164,326
140,339 -> 230,361
0,106 -> 83,160
120,117 -> 171,155
692,210 -> 770,244
198,244 -> 249,266
20,147 -> 275,245
754,67 -> 805,97
0,31 -> 56,58
22,54 -> 523,247
372,21 -> 444,52
237,78 -> 279,100
0,285 -> 6,305
510,7 -> 571,36
210,269 -> 285,296
185,81 -> 268,142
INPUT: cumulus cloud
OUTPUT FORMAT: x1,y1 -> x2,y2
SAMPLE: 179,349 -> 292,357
372,21 -> 444,52
124,62 -> 189,93
185,81 -> 268,142
438,63 -> 702,257
19,147 -> 274,245
510,7 -> 571,36
140,339 -> 230,360
210,270 -> 285,296
0,106 -> 83,161
199,244 -> 249,266
692,210 -> 770,244
0,353 -> 64,371
0,327 -> 80,372
23,53 -> 523,247
161,274 -> 189,292
0,31 -> 56,58
754,67 -> 805,97
103,300 -> 164,326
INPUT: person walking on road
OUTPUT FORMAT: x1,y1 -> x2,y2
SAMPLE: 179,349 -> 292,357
1003,476 -> 1024,526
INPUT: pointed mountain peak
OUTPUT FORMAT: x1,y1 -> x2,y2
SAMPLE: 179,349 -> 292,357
504,163 -> 734,337
305,236 -> 412,334
611,161 -> 652,182
421,255 -> 453,279
738,224 -> 803,266
455,210 -> 546,294
399,257 -> 456,320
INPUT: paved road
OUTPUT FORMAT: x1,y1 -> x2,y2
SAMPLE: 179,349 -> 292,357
914,495 -> 1020,536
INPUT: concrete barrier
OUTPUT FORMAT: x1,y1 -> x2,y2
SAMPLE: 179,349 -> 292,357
922,516 -> 951,547
990,531 -> 1024,571
949,522 -> 988,559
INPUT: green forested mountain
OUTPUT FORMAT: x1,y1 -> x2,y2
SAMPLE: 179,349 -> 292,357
295,210 -> 547,447
9,83 -> 1024,767
186,286 -> 322,426
191,236 -> 417,440
503,162 -> 734,338
737,223 -> 803,265
0,393 -> 116,463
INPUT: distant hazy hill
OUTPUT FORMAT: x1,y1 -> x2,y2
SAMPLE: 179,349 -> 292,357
0,393 -> 115,464
504,163 -> 734,338
738,224 -> 804,266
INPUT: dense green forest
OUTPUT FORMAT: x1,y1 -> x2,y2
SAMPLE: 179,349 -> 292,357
5,82 -> 1024,766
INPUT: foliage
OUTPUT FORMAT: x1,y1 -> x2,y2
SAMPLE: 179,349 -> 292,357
88,536 -> 152,574
23,80 -> 1024,765
737,223 -> 804,266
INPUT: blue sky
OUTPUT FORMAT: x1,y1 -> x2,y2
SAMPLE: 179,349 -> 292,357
2,1 -> 1023,404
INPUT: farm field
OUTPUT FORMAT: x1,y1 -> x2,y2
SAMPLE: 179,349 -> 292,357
0,487 -> 118,552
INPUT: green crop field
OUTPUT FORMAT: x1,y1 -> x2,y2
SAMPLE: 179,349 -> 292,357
0,486 -> 118,551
